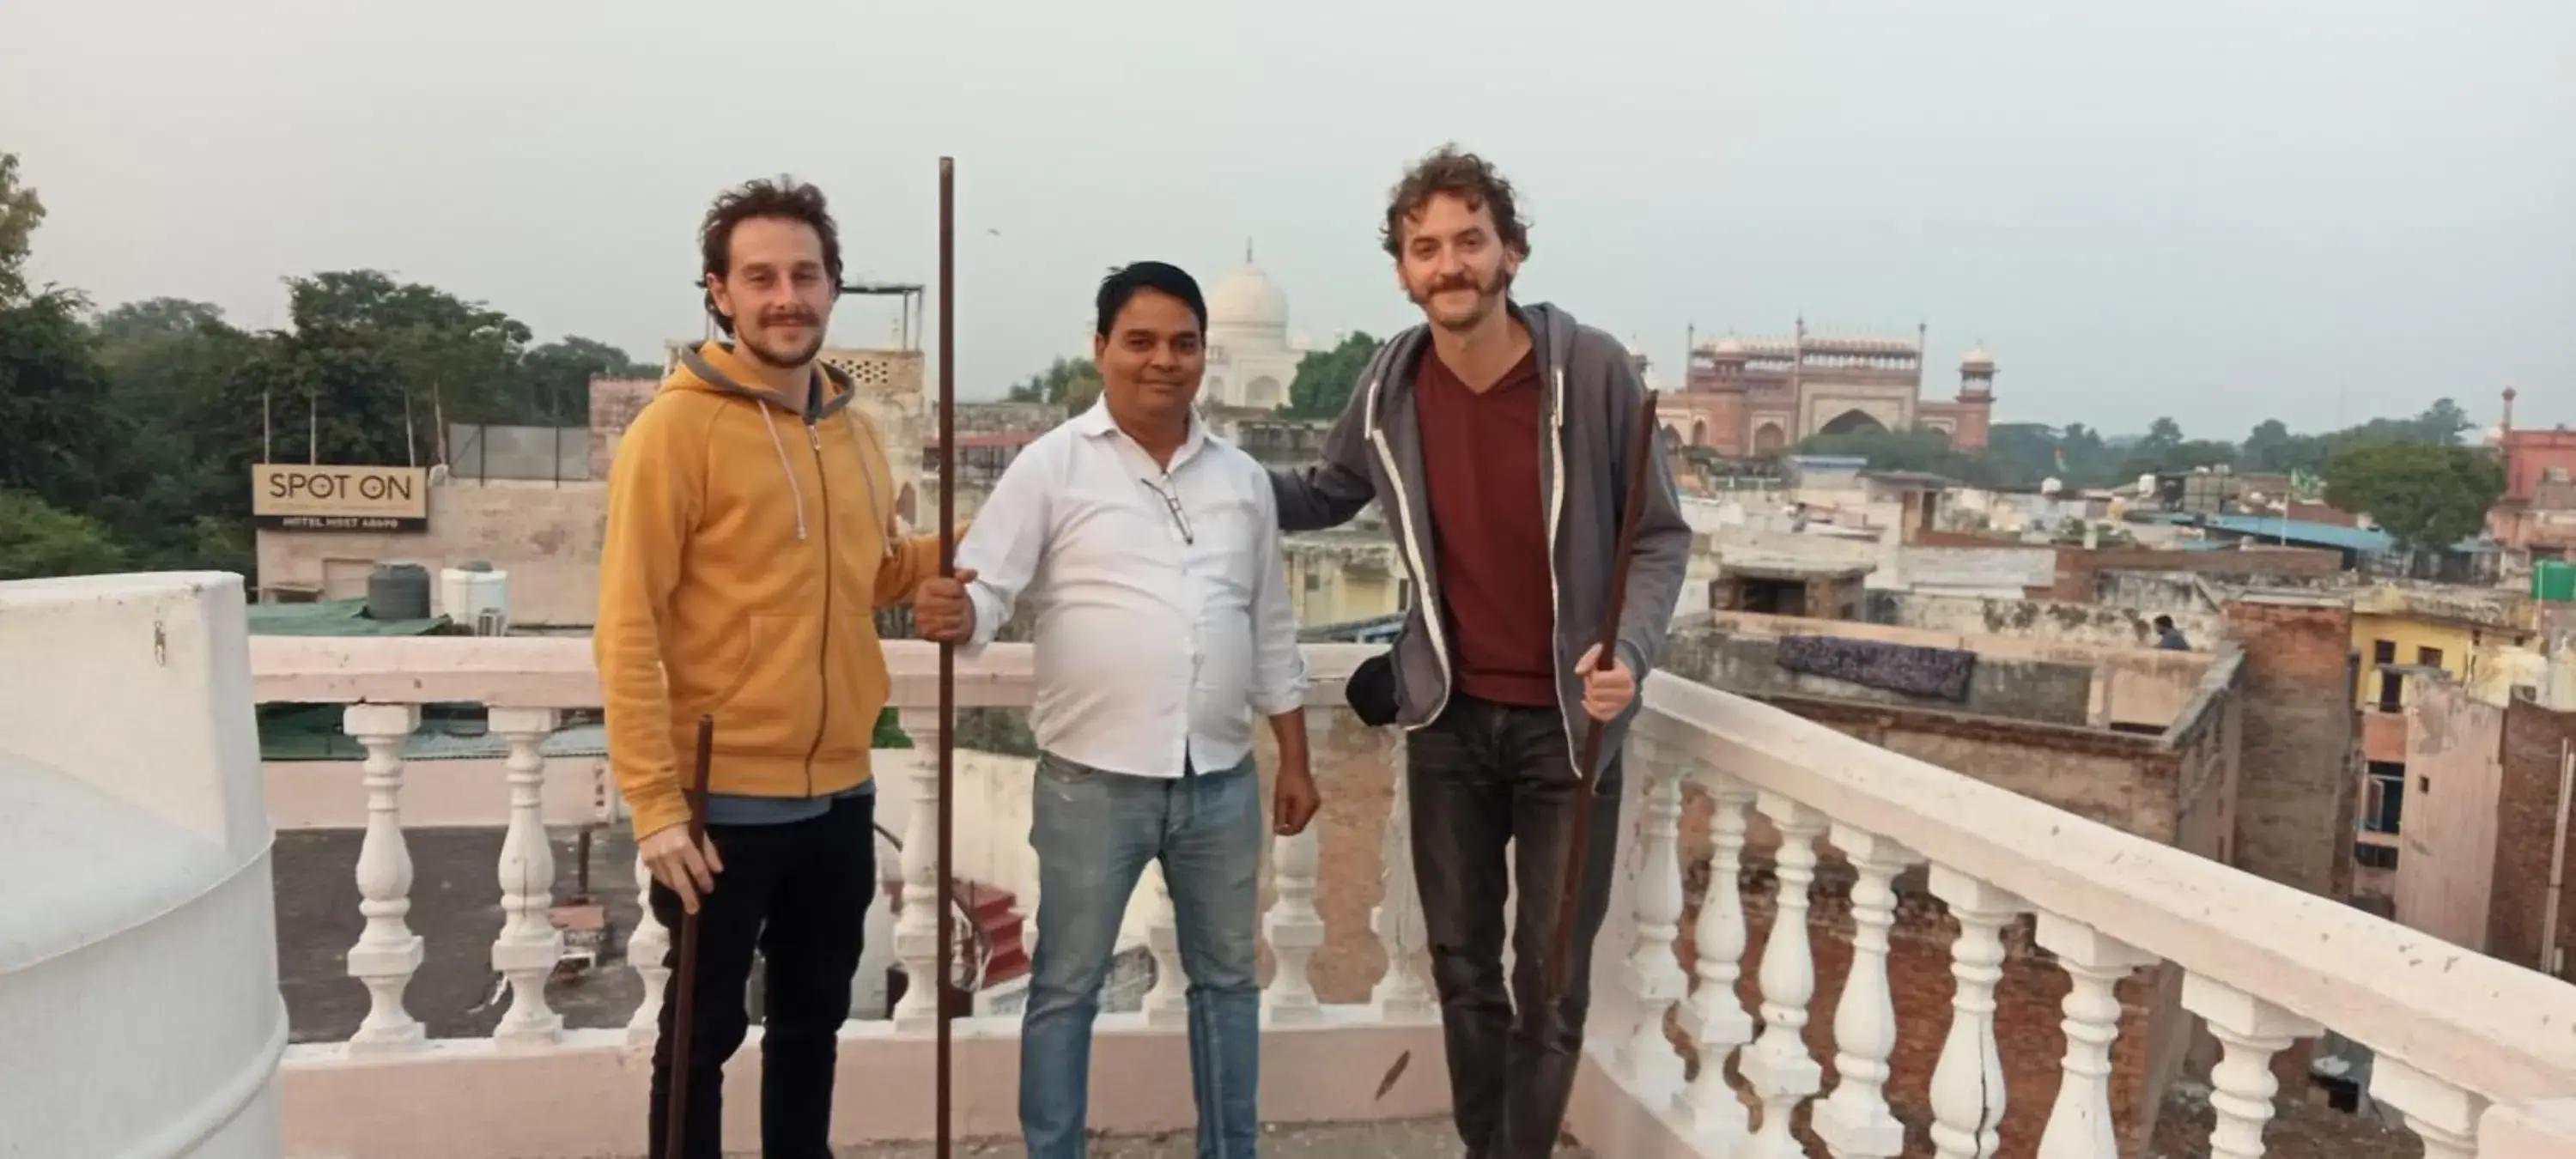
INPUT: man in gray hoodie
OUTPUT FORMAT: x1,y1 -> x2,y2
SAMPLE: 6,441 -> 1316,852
1268,145 -> 1692,1158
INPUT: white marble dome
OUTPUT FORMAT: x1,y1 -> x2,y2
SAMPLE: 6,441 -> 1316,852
1962,345 -> 1996,372
1207,260 -> 1289,335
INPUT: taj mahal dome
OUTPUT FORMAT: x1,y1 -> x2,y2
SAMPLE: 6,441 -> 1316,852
1199,244 -> 1308,411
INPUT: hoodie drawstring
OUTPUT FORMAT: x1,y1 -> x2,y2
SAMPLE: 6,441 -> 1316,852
759,408 -> 811,542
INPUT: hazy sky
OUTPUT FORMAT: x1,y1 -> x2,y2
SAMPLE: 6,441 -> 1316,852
5,1 -> 2570,434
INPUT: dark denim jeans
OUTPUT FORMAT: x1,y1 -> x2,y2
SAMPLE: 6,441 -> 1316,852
1406,694 -> 1623,1159
1020,752 -> 1264,1159
645,790 -> 876,1159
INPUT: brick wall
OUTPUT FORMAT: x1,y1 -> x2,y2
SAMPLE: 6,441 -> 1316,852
2490,699 -> 2576,974
2218,598 -> 2360,897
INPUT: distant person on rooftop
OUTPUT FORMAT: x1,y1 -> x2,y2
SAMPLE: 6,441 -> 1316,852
1264,144 -> 1692,1159
594,177 -> 956,1159
2154,615 -> 2190,650
912,260 -> 1320,1159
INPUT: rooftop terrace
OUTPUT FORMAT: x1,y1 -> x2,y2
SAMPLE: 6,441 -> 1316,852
8,573 -> 2576,1158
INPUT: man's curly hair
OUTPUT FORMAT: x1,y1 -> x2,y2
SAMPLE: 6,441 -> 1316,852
699,176 -> 843,334
1380,144 -> 1530,261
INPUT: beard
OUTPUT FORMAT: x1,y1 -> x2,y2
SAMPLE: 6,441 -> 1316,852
738,313 -> 825,370
1408,264 -> 1511,331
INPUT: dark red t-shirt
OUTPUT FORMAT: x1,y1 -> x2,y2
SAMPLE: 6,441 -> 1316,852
1414,345 -> 1558,707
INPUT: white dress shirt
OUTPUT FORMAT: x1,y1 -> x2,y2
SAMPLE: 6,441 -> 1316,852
958,400 -> 1308,779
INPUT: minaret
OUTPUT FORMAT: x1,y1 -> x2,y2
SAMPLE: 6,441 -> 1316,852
2503,385 -> 2518,433
1959,343 -> 1996,399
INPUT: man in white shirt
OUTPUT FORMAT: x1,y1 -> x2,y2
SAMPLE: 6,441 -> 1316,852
911,261 -> 1319,1159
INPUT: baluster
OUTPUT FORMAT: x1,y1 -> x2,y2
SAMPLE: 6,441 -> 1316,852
2368,1055 -> 2487,1159
1741,793 -> 1826,1159
1264,826 -> 1323,1025
628,850 -> 671,1046
489,707 -> 564,1049
2180,974 -> 2322,1159
892,709 -> 946,1029
1928,866 -> 2026,1159
1615,746 -> 1689,1089
1814,823 -> 1921,1158
1143,869 -> 1188,1027
2032,913 -> 2156,1159
1674,773 -> 1754,1140
1370,743 -> 1433,1022
343,703 -> 424,1055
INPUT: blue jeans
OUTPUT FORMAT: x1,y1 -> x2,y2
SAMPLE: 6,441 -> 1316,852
1021,751 -> 1264,1158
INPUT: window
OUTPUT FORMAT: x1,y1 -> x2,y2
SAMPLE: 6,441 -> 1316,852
2418,646 -> 2445,671
2363,762 -> 2406,834
2356,844 -> 2399,871
2372,641 -> 2402,711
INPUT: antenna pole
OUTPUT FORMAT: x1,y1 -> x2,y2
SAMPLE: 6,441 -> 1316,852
933,154 -> 959,1159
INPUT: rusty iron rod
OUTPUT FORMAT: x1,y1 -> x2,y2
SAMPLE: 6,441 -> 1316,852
933,154 -> 958,1159
662,713 -> 715,1159
1546,390 -> 1662,999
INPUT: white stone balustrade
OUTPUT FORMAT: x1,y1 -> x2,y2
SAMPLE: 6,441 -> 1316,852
342,701 -> 424,1055
204,634 -> 2576,1159
1674,768 -> 1755,1142
1262,826 -> 1324,1026
2032,913 -> 2156,1159
2182,974 -> 2320,1159
1615,671 -> 2576,1159
1741,791 -> 1826,1159
1928,865 -> 2024,1159
892,706 -> 947,1030
1368,743 -> 1434,1023
489,707 -> 562,1049
1814,822 -> 1919,1159
1614,755 -> 1689,1090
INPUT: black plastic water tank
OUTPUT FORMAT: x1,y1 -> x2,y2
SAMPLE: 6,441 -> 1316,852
367,561 -> 432,622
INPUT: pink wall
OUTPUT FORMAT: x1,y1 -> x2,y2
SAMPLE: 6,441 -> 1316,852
2397,680 -> 2505,951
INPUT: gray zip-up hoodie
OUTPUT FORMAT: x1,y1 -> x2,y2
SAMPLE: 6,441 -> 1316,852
1270,300 -> 1692,779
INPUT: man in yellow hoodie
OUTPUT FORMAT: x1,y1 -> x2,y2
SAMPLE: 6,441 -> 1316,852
595,177 -> 947,1159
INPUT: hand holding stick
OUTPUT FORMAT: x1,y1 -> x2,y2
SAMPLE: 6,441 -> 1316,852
1545,391 -> 1661,1000
662,713 -> 716,1159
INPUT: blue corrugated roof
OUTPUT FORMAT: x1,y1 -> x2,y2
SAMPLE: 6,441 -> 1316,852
2194,513 -> 2392,553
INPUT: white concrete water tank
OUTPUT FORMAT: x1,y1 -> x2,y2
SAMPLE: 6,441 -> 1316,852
0,573 -> 285,1158
440,561 -> 512,636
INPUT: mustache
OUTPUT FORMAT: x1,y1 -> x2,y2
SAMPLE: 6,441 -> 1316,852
759,310 -> 820,327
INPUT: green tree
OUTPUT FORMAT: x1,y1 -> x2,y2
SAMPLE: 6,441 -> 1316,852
2322,442 -> 2505,553
0,288 -> 122,512
520,335 -> 658,425
0,153 -> 42,300
1285,331 -> 1379,418
0,489 -> 127,580
1004,355 -> 1102,409
84,299 -> 270,569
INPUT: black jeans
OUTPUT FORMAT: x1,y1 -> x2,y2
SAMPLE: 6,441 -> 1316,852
647,791 -> 876,1159
1406,694 -> 1623,1159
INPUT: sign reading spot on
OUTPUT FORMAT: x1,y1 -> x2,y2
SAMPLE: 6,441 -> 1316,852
251,464 -> 430,531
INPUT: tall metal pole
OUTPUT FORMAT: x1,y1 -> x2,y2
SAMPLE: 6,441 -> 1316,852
1545,391 -> 1662,999
933,154 -> 958,1159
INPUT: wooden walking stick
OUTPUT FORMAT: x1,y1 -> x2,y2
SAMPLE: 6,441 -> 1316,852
933,154 -> 959,1159
1545,391 -> 1662,1000
663,713 -> 716,1159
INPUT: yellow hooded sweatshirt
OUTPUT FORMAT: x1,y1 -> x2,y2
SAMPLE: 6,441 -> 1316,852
596,341 -> 945,840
